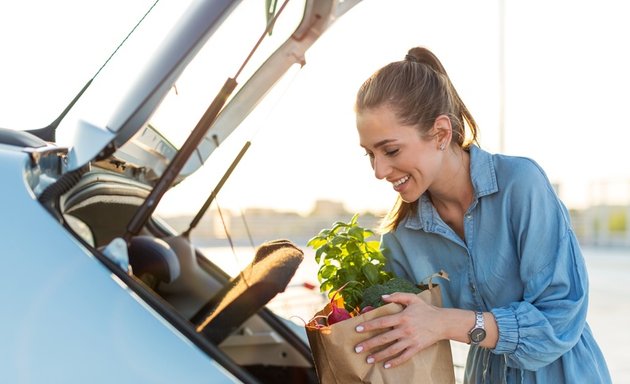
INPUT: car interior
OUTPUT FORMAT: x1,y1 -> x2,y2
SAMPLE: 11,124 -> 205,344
56,163 -> 319,384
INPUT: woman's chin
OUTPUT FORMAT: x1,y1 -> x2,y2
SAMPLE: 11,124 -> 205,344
398,189 -> 421,203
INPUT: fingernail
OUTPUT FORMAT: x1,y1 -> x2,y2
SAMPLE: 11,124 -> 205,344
384,363 -> 391,369
366,357 -> 375,364
381,294 -> 390,298
354,345 -> 363,353
355,325 -> 364,332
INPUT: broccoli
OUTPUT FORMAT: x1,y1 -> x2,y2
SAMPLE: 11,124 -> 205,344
360,277 -> 423,309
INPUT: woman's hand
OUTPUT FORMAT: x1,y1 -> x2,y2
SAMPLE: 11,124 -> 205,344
353,292 -> 444,369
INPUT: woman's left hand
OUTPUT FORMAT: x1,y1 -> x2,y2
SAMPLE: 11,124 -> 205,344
353,292 -> 444,369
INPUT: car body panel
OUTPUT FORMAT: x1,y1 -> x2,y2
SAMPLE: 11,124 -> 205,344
0,147 -> 238,383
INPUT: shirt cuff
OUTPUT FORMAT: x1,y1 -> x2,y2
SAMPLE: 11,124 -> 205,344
491,307 -> 519,355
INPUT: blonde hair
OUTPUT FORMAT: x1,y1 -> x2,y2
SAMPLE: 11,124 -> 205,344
355,47 -> 478,232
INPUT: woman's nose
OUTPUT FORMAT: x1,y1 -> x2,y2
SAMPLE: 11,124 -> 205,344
372,156 -> 390,180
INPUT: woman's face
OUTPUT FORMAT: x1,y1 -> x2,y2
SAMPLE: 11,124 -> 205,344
357,105 -> 444,203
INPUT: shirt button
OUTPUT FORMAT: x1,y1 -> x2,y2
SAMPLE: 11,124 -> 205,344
465,213 -> 472,219
470,284 -> 476,292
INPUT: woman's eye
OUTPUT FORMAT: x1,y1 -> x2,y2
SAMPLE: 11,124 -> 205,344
385,149 -> 399,156
364,152 -> 374,159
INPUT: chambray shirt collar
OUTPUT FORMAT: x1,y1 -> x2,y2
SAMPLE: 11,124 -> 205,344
405,145 -> 498,231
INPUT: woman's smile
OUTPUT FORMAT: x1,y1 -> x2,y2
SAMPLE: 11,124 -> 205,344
392,175 -> 410,190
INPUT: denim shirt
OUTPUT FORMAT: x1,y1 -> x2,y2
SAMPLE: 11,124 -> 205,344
381,145 -> 611,383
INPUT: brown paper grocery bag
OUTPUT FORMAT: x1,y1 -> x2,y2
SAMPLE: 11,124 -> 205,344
305,285 -> 455,384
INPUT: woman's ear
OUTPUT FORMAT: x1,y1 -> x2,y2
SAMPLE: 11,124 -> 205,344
433,115 -> 453,150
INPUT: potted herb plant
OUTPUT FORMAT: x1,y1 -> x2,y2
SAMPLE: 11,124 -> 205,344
303,214 -> 455,384
306,213 -> 422,322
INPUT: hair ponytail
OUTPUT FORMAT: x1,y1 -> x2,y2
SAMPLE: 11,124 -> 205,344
405,47 -> 478,149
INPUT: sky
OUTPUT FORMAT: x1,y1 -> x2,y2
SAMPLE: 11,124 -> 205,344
2,0 -> 630,217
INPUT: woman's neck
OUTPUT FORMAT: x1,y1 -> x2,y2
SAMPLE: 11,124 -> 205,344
429,147 -> 473,215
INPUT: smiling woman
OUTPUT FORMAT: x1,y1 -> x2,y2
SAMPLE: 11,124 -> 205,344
351,45 -> 612,383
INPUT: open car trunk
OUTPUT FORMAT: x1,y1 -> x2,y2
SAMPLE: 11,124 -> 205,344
59,164 -> 317,383
7,0 -> 362,382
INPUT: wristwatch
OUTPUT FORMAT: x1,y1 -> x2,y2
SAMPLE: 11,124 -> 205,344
468,311 -> 486,345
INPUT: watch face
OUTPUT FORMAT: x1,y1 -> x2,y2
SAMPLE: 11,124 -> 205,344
470,328 -> 486,344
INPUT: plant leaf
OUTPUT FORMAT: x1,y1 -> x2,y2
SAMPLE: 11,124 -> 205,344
308,237 -> 326,249
319,264 -> 337,280
362,263 -> 379,285
348,226 -> 364,241
320,280 -> 334,293
345,241 -> 360,257
315,247 -> 325,264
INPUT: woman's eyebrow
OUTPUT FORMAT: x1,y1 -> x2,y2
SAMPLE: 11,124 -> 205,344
360,139 -> 396,150
373,139 -> 396,149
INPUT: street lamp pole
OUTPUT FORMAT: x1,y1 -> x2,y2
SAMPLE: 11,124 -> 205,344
498,0 -> 506,153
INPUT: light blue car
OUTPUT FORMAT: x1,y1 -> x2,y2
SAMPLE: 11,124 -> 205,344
0,1 -> 360,382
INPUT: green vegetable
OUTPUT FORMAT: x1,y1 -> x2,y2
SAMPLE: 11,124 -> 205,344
307,213 -> 394,311
360,277 -> 423,309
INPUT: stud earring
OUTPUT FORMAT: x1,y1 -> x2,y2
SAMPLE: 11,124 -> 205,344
439,143 -> 446,151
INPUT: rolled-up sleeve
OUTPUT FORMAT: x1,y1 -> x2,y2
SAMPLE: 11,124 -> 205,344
492,234 -> 588,370
491,160 -> 589,370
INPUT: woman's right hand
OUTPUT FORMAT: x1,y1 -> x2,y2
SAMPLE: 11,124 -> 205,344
353,292 -> 444,369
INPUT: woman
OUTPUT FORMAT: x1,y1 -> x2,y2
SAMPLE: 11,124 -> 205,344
352,47 -> 611,383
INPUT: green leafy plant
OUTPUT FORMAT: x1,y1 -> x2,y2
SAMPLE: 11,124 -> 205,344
307,213 -> 394,311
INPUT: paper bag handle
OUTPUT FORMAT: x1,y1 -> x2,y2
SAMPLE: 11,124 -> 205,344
421,269 -> 449,289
